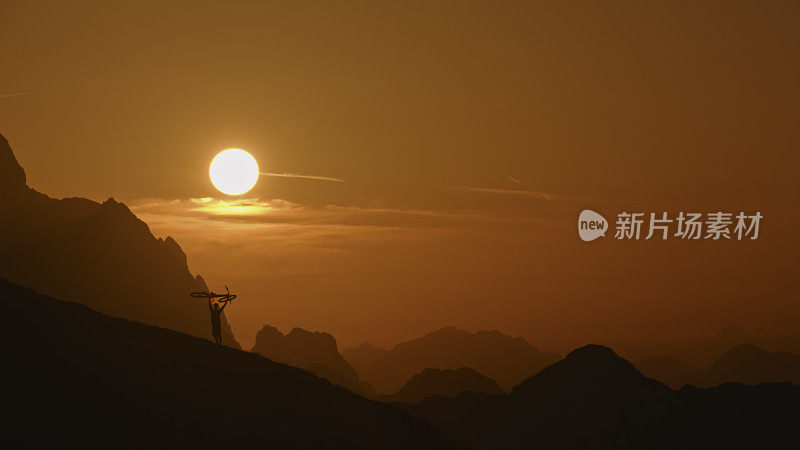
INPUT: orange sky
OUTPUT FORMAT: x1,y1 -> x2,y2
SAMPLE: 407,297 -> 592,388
1,1 -> 798,352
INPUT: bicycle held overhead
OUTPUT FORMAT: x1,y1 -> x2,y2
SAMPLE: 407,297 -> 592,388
191,285 -> 237,345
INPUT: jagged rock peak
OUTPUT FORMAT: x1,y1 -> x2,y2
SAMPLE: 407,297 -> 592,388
0,132 -> 27,191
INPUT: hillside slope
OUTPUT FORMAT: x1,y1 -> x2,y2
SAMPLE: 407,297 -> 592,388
0,279 -> 464,449
0,133 -> 238,347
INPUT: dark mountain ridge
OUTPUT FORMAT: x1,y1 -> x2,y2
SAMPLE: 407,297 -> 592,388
0,133 -> 238,346
400,344 -> 800,449
0,278 -> 464,449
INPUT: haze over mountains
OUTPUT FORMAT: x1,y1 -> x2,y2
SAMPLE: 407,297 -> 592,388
638,344 -> 800,389
0,278 -> 463,449
343,342 -> 388,375
352,326 -> 560,393
0,134 -> 238,347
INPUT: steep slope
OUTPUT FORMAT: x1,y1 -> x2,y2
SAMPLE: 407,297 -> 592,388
0,279 -> 464,449
400,345 -> 800,449
361,326 -> 559,393
389,367 -> 504,403
305,363 -> 379,398
0,133 -> 238,347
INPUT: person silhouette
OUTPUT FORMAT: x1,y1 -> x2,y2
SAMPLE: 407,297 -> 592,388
209,299 -> 227,345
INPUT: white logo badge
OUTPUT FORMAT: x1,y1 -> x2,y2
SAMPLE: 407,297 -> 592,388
578,210 -> 607,242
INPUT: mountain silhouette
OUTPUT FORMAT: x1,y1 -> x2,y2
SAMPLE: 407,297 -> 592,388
343,342 -> 387,374
511,344 -> 670,401
700,343 -> 800,386
387,367 -> 504,404
635,355 -> 702,389
399,344 -> 800,449
0,133 -> 238,347
635,344 -> 800,389
251,324 -> 377,396
360,326 -> 559,393
626,326 -> 800,369
0,278 -> 464,449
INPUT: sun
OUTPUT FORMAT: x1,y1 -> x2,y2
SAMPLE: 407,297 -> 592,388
209,149 -> 259,195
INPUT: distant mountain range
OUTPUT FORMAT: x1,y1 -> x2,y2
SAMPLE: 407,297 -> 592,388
0,278 -> 464,449
0,133 -> 238,347
385,367 -> 504,404
251,324 -> 377,397
638,343 -> 800,389
350,326 -> 560,393
400,345 -> 800,449
625,326 -> 800,369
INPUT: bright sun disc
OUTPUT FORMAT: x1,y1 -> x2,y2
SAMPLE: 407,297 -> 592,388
209,149 -> 259,195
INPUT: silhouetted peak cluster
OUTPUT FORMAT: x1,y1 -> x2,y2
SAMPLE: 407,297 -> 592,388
255,324 -> 284,340
252,324 -> 359,384
287,327 -> 339,349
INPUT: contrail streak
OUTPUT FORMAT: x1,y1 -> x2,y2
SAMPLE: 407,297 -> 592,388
452,186 -> 554,201
0,92 -> 34,98
261,172 -> 344,183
